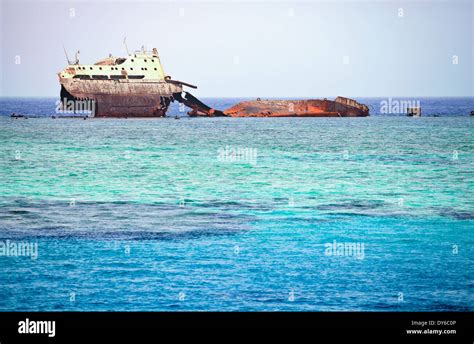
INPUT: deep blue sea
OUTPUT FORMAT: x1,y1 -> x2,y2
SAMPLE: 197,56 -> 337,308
0,97 -> 473,311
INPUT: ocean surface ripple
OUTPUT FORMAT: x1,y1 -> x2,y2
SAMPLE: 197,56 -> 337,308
0,98 -> 473,311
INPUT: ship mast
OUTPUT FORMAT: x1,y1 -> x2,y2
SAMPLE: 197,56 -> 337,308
63,45 -> 72,65
123,37 -> 130,55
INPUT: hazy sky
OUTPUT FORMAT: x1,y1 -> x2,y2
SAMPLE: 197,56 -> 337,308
0,0 -> 472,97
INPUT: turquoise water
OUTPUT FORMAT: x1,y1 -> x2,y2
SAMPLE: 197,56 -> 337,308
0,101 -> 473,311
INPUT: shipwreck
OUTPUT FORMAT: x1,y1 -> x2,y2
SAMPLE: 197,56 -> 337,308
58,46 -> 369,118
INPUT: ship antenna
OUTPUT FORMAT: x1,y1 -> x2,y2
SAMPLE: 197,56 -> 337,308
74,50 -> 80,65
123,37 -> 130,55
63,45 -> 71,65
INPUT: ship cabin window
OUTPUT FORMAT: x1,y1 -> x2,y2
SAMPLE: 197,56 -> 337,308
99,67 -> 102,70
151,59 -> 154,63
90,67 -> 93,70
130,68 -> 133,70
121,68 -> 125,70
110,75 -> 126,80
131,59 -> 134,62
144,59 -> 147,62
92,75 -> 109,80
154,68 -> 157,71
73,75 -> 91,79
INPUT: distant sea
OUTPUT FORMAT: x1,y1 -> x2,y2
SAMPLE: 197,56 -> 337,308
0,97 -> 473,311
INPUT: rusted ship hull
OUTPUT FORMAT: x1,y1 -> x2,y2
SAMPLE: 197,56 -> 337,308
59,78 -> 183,117
222,97 -> 369,117
59,75 -> 369,119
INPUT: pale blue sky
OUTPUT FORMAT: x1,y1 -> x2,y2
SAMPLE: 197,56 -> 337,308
0,0 -> 473,97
